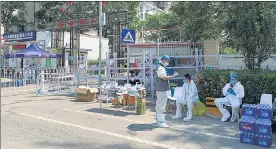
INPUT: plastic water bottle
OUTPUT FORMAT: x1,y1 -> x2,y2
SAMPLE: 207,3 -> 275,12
135,82 -> 139,90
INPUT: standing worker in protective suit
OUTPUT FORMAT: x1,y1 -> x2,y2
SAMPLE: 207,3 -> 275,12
155,55 -> 178,128
172,74 -> 199,122
214,73 -> 245,122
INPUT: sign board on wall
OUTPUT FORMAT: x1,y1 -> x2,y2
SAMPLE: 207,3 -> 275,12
12,45 -> 26,50
3,31 -> 37,42
38,40 -> 45,49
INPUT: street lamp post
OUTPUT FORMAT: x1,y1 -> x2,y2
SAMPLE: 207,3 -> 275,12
98,1 -> 102,87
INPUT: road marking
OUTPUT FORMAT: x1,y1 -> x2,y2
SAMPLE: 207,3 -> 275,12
18,112 -> 177,149
65,109 -> 145,124
64,103 -> 95,110
65,109 -> 276,147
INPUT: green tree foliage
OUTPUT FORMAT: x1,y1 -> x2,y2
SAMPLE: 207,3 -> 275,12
35,1 -> 64,29
221,47 -> 238,55
136,12 -> 180,42
170,1 -> 276,70
170,1 -> 222,42
87,59 -> 106,66
1,1 -> 27,33
222,2 -> 276,69
35,1 -> 139,31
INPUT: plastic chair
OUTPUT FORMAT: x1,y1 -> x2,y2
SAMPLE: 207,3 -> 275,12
260,94 -> 273,108
166,87 -> 198,115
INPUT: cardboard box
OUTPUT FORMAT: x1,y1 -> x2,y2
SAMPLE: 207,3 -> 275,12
75,87 -> 98,102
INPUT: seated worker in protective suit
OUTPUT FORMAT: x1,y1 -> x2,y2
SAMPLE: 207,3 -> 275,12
155,55 -> 178,128
172,74 -> 199,122
214,73 -> 245,122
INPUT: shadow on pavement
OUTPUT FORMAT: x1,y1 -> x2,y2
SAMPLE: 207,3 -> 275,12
34,141 -> 148,149
127,123 -> 158,132
1,97 -> 67,107
69,99 -> 97,103
85,108 -> 134,117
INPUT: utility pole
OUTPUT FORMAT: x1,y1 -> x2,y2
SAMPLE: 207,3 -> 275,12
98,1 -> 102,87
0,1 -> 2,104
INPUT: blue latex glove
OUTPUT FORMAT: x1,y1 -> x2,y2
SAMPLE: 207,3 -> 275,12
227,88 -> 232,92
228,88 -> 236,96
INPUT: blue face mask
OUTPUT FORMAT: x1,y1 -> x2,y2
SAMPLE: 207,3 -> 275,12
183,80 -> 186,83
230,80 -> 236,85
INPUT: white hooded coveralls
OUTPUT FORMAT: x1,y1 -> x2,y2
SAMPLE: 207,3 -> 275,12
175,80 -> 198,118
155,64 -> 171,124
214,82 -> 245,122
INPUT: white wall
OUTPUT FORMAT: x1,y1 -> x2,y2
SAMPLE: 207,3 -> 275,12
78,35 -> 109,60
36,31 -> 109,61
218,57 -> 276,70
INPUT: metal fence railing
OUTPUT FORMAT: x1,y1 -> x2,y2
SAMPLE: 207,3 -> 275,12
0,67 -> 103,96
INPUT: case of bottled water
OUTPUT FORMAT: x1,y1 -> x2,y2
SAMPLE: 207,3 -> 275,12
242,104 -> 257,117
240,131 -> 255,145
257,104 -> 273,120
255,134 -> 272,148
239,116 -> 256,133
255,119 -> 272,135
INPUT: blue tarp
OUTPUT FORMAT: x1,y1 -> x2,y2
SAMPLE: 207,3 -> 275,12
5,43 -> 60,58
13,43 -> 49,58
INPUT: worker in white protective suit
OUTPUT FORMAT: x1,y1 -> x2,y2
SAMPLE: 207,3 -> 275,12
155,55 -> 178,128
214,73 -> 245,122
172,74 -> 199,122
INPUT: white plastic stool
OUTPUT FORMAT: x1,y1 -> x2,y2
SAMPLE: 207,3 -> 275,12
260,94 -> 273,108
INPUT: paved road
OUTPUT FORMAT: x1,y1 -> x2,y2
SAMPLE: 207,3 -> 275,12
1,93 -> 276,149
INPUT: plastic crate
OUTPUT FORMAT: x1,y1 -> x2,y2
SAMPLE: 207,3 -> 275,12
240,131 -> 255,145
239,116 -> 256,133
255,119 -> 272,135
255,134 -> 272,148
242,104 -> 256,117
257,104 -> 273,120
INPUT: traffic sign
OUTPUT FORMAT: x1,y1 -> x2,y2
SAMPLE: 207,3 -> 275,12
121,29 -> 135,43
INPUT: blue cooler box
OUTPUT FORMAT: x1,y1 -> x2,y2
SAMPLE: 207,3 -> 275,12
255,119 -> 272,135
242,104 -> 256,117
240,131 -> 255,145
255,134 -> 272,148
257,104 -> 273,120
239,116 -> 256,133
